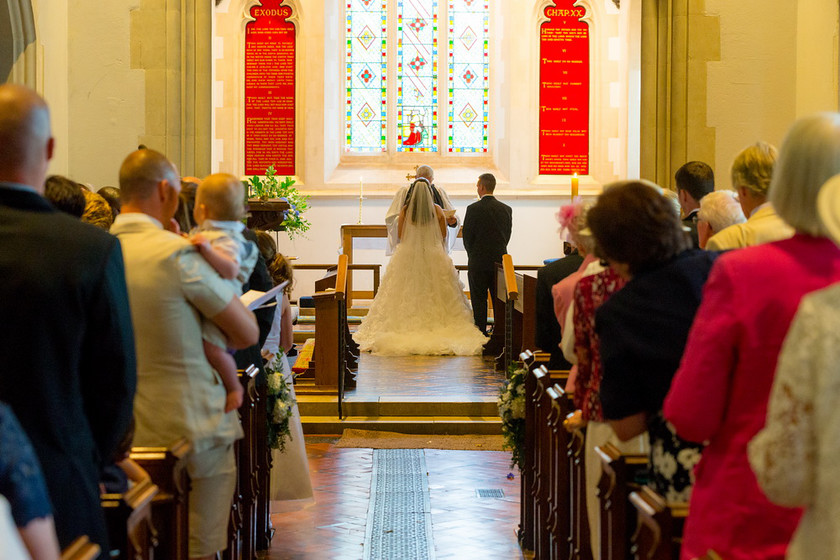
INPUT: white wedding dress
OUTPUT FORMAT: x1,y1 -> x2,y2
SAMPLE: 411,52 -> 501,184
353,180 -> 486,356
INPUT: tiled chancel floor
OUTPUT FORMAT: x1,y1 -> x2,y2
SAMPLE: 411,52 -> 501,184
268,442 -> 522,559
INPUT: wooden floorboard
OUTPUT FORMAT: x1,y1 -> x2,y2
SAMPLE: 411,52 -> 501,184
267,442 -> 522,559
269,353 -> 521,559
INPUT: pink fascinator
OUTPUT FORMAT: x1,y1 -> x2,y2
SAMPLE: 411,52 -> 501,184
556,196 -> 585,242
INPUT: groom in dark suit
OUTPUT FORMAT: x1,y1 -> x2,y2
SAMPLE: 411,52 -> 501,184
463,173 -> 513,333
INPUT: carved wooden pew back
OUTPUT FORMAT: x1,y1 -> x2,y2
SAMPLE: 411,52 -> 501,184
595,443 -> 649,560
130,438 -> 192,560
101,478 -> 159,560
629,486 -> 688,560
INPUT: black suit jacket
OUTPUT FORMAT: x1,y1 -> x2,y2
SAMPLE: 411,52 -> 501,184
683,209 -> 700,248
463,195 -> 513,271
536,252 -> 584,368
0,184 -> 136,552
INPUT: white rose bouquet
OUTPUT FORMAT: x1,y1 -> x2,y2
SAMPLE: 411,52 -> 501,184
498,365 -> 527,471
265,354 -> 296,452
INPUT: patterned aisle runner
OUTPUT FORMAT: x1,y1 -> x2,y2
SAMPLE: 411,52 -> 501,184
363,449 -> 435,560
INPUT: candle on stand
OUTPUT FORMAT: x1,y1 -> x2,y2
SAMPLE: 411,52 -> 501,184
571,173 -> 579,199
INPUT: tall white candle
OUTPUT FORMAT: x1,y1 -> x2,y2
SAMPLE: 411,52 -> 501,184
359,177 -> 364,198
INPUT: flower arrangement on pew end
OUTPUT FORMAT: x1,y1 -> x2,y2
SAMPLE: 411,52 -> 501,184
265,354 -> 296,452
247,164 -> 311,239
498,364 -> 527,471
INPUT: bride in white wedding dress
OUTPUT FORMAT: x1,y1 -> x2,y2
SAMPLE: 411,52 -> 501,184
353,178 -> 487,356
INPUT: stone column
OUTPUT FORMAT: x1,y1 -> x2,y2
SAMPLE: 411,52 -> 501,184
639,0 -> 719,187
131,0 -> 212,177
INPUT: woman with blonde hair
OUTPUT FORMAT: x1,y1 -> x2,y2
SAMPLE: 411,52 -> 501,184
706,141 -> 793,250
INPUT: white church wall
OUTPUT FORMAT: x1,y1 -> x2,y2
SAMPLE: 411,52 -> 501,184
32,0 -> 70,177
705,0 -> 839,189
34,0 -> 145,187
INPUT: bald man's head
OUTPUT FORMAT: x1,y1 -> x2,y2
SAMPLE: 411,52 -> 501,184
416,165 -> 434,182
118,149 -> 180,203
195,173 -> 245,222
0,84 -> 53,190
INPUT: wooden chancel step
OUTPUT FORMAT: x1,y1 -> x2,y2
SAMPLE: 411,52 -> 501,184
298,394 -> 503,435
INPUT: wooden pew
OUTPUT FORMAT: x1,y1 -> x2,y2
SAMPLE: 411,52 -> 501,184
485,256 -> 538,372
254,362 -> 273,552
304,254 -> 356,405
595,443 -> 649,560
523,364 -> 570,559
101,478 -> 159,560
61,537 -> 100,560
130,438 -> 192,560
546,384 -> 574,560
629,486 -> 688,560
567,420 -> 592,560
518,351 -> 540,554
224,364 -> 260,560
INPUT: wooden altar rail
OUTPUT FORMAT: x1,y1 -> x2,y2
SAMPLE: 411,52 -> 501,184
293,263 -> 381,301
339,223 -> 543,307
340,224 -> 463,307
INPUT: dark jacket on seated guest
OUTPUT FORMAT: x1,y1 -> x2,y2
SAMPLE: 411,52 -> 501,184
536,251 -> 584,369
596,249 -> 718,501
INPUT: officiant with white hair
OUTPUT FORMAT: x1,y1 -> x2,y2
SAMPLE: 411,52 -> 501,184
385,165 -> 459,254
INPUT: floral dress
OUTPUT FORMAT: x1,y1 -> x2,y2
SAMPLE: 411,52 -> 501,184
572,268 -> 626,422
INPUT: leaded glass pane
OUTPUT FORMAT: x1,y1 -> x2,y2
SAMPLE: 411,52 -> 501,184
447,0 -> 488,153
346,0 -> 387,152
397,0 -> 438,152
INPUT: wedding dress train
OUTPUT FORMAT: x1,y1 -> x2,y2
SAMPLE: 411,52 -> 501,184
353,181 -> 486,356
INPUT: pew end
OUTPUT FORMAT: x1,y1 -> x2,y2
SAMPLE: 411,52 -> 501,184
595,443 -> 649,560
629,486 -> 688,560
61,536 -> 100,560
101,477 -> 159,560
130,438 -> 192,560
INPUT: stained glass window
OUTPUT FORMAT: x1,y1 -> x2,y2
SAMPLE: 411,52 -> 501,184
345,0 -> 489,154
396,0 -> 438,152
447,0 -> 488,152
346,0 -> 387,152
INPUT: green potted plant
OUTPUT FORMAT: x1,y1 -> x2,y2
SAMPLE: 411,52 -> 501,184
246,165 -> 311,238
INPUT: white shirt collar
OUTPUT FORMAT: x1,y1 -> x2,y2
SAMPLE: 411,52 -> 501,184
202,219 -> 245,232
113,212 -> 164,230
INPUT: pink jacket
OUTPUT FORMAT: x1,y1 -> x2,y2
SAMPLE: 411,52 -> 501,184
665,235 -> 840,560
